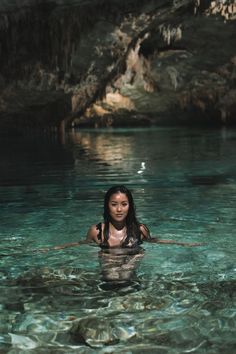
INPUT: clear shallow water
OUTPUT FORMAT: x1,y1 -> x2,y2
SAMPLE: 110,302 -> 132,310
0,127 -> 236,353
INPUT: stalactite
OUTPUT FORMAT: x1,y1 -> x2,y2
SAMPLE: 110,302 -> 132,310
159,24 -> 182,45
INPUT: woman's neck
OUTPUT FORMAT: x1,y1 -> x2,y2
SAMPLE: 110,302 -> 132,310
108,221 -> 127,247
109,220 -> 126,230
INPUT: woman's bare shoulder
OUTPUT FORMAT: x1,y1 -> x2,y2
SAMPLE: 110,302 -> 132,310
139,223 -> 151,240
86,223 -> 102,243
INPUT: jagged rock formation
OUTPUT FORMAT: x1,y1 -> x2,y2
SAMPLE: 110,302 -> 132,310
0,0 -> 235,131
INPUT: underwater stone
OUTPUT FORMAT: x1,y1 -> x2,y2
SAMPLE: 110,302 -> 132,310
9,333 -> 38,350
70,316 -> 136,348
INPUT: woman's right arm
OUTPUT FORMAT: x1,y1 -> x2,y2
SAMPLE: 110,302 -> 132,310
86,224 -> 101,244
47,224 -> 101,250
140,225 -> 205,247
36,224 -> 100,252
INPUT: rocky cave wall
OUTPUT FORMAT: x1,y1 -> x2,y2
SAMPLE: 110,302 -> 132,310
0,0 -> 235,132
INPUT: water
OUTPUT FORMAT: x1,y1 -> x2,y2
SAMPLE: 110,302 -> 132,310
0,127 -> 236,353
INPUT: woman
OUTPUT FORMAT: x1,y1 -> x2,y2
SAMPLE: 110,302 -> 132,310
86,185 -> 149,249
47,185 -> 203,251
86,185 -> 203,249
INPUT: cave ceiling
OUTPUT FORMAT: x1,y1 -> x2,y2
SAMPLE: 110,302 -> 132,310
0,0 -> 236,131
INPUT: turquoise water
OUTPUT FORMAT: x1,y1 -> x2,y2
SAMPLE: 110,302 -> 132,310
0,127 -> 236,353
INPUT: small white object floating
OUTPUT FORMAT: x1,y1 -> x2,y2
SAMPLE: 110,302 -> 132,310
137,162 -> 146,174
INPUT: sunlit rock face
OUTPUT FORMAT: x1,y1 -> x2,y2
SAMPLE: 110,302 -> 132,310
0,0 -> 235,131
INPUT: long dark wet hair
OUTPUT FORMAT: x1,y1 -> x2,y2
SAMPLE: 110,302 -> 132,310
103,185 -> 143,246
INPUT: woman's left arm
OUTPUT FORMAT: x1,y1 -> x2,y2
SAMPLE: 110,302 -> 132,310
147,238 -> 205,247
140,225 -> 205,247
140,224 -> 151,240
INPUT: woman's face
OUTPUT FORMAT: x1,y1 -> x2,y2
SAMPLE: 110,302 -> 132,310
108,192 -> 129,223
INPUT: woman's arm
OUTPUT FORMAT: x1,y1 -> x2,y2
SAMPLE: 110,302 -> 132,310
140,225 -> 205,246
52,240 -> 87,250
140,224 -> 151,240
147,237 -> 205,247
86,224 -> 101,244
36,224 -> 101,252
36,240 -> 87,252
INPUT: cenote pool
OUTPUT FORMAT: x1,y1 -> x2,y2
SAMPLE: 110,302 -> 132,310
0,127 -> 235,353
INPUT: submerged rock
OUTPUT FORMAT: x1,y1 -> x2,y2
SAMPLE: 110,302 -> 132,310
70,316 -> 136,348
9,333 -> 38,350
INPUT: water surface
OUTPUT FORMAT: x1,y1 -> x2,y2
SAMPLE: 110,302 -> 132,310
0,127 -> 235,353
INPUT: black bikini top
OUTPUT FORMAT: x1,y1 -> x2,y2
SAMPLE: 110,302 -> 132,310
96,222 -> 142,249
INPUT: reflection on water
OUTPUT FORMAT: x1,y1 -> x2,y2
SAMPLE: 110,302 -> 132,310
0,127 -> 236,353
